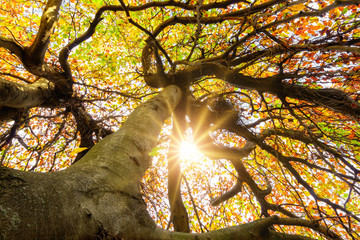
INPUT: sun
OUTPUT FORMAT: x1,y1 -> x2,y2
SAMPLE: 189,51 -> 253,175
179,141 -> 202,162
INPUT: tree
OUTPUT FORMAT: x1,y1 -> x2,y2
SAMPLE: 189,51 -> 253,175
0,0 -> 359,239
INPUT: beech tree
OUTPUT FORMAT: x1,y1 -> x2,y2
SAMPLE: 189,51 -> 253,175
0,0 -> 360,239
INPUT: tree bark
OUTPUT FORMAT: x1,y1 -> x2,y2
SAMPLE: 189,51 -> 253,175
167,107 -> 190,232
0,78 -> 58,121
0,78 -> 55,109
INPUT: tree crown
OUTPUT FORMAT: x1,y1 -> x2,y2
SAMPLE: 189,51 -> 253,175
0,0 -> 359,239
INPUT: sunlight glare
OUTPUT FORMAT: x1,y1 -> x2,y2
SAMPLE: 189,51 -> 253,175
179,141 -> 202,162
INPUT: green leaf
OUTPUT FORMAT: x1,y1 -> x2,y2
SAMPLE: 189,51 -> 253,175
341,8 -> 348,15
92,0 -> 102,7
148,146 -> 165,156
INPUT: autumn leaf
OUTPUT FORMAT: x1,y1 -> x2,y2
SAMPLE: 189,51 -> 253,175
284,3 -> 306,13
70,147 -> 88,157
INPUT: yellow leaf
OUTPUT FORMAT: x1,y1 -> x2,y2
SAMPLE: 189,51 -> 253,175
285,4 -> 306,12
70,147 -> 88,156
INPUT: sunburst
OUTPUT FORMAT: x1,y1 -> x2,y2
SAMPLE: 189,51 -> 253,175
179,140 -> 203,163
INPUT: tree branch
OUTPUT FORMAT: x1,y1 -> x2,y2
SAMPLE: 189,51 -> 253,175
167,97 -> 190,232
0,36 -> 24,59
0,78 -> 56,109
25,0 -> 63,65
142,215 -> 340,240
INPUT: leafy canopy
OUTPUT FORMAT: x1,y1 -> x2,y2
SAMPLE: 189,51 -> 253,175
0,0 -> 359,239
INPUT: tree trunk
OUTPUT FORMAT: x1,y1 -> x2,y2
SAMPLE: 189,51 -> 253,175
0,85 -> 182,239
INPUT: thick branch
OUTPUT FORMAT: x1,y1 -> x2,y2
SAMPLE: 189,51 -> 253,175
0,78 -> 56,109
178,63 -> 360,119
25,0 -> 62,65
167,97 -> 190,232
210,179 -> 243,206
142,215 -> 336,240
0,36 -> 24,59
279,84 -> 360,119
